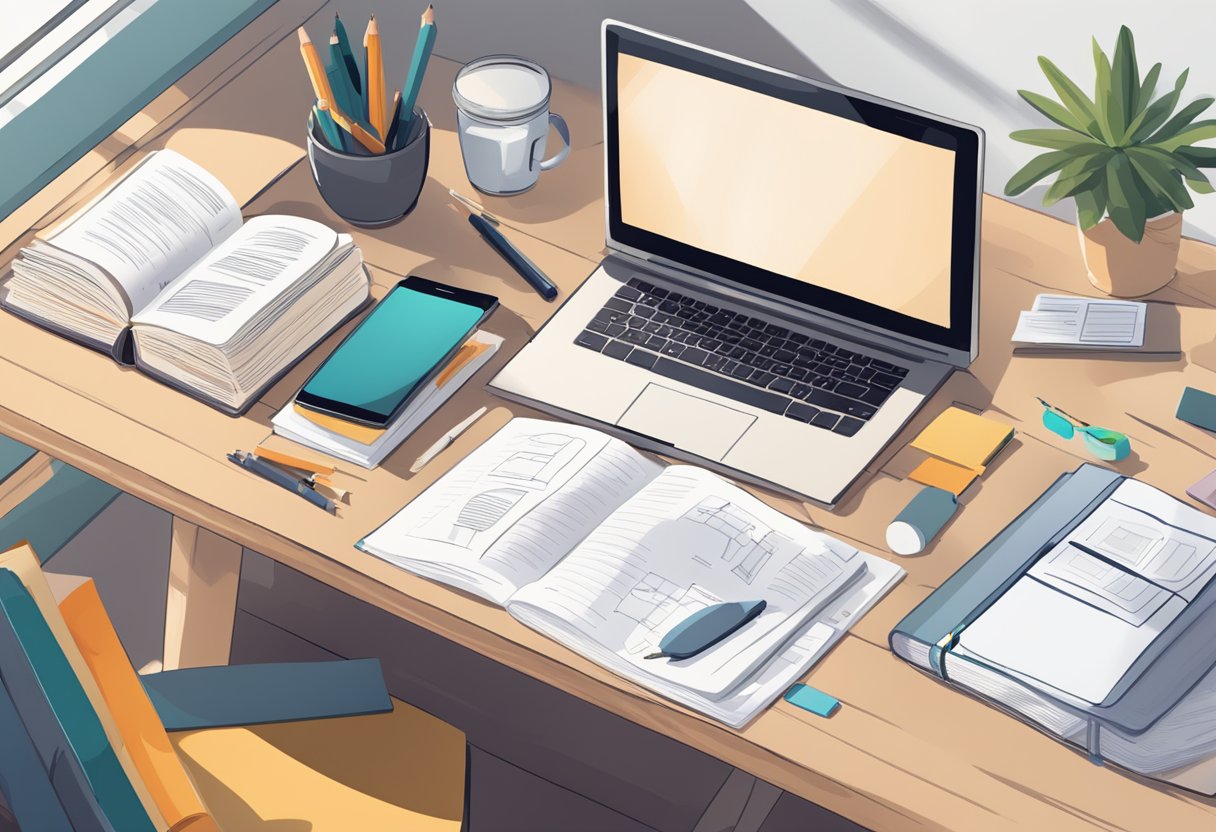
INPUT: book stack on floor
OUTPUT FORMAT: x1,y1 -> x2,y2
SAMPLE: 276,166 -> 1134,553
2,150 -> 370,415
892,463 -> 1216,793
272,331 -> 503,468
358,417 -> 904,726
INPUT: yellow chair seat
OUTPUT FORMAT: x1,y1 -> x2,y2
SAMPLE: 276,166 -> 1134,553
170,698 -> 465,832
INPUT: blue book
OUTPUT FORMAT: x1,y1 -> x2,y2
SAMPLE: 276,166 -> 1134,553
889,464 -> 1216,791
0,569 -> 155,831
0,672 -> 74,831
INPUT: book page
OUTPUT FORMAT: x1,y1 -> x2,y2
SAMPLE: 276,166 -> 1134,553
131,215 -> 339,345
507,466 -> 866,698
358,419 -> 664,605
47,150 -> 242,314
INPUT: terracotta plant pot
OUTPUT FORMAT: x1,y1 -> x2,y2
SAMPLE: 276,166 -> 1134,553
1077,211 -> 1183,297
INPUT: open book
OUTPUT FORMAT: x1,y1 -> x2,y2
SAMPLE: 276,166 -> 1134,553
358,418 -> 903,726
2,150 -> 370,414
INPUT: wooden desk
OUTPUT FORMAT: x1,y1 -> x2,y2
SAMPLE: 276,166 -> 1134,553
4,11 -> 1216,831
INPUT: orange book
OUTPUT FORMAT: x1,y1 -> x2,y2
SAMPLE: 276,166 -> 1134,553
59,580 -> 218,832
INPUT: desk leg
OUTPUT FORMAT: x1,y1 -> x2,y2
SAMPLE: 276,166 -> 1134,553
0,452 -> 54,519
163,518 -> 242,670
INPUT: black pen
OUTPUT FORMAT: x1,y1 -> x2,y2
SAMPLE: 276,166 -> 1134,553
227,451 -> 335,513
451,190 -> 559,301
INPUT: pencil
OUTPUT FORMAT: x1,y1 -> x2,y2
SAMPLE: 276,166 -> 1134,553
312,100 -> 345,150
297,28 -> 334,107
328,34 -> 361,123
363,16 -> 386,140
328,100 -> 386,153
315,99 -> 349,152
399,5 -> 436,136
384,90 -> 404,150
332,13 -> 362,94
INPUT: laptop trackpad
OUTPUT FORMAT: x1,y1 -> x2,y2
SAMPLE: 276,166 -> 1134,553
617,384 -> 755,461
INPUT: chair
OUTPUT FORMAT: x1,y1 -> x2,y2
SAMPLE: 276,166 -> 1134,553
0,449 -> 468,831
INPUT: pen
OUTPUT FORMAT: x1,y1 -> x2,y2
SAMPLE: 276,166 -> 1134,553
467,214 -> 558,301
410,406 -> 487,473
228,451 -> 335,513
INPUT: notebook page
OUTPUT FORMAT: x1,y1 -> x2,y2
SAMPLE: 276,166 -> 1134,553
507,465 -> 866,699
358,419 -> 663,605
131,215 -> 339,345
47,150 -> 242,314
1012,295 -> 1146,347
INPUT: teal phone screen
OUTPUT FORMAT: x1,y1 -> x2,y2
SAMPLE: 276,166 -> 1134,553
302,286 -> 484,421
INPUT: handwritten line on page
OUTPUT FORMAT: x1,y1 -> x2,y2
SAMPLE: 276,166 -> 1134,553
1012,294 -> 1146,348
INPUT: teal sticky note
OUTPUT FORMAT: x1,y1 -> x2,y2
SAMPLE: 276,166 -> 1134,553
784,683 -> 840,717
1177,387 -> 1216,432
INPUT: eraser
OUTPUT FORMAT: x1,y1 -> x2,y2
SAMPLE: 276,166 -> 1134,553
784,683 -> 840,718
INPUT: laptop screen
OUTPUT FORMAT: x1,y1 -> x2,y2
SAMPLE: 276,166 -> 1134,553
604,24 -> 982,358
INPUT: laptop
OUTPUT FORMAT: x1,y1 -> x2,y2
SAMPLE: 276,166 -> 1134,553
489,21 -> 984,507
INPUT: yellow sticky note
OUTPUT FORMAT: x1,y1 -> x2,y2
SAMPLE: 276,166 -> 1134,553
910,407 -> 1014,470
909,456 -> 978,496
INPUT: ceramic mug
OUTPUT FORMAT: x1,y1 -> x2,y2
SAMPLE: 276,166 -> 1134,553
453,55 -> 570,195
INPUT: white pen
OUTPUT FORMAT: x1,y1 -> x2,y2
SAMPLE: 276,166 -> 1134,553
410,407 -> 488,473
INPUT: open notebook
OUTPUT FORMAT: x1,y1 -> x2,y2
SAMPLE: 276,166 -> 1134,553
2,150 -> 370,414
358,418 -> 903,726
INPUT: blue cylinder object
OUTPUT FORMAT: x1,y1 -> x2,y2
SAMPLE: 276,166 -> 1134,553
886,486 -> 958,555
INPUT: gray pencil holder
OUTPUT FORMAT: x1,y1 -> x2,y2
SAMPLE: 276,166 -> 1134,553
307,106 -> 430,228
886,486 -> 958,556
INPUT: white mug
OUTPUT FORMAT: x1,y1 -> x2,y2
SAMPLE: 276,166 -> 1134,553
453,55 -> 571,195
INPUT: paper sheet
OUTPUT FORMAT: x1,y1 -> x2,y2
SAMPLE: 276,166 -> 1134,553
1012,294 -> 1146,347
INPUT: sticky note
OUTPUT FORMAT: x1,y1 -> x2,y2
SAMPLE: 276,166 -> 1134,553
910,407 -> 1014,470
908,456 -> 978,496
784,683 -> 840,718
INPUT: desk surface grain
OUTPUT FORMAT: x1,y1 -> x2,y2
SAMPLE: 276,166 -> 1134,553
4,12 -> 1216,832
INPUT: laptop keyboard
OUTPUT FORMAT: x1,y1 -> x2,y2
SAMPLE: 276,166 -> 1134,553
573,277 -> 909,437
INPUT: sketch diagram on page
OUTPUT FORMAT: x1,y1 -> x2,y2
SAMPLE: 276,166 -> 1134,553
683,497 -> 792,584
414,430 -> 588,552
616,573 -> 722,656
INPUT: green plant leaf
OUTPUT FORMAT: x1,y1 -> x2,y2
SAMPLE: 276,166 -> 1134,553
1177,146 -> 1216,167
1004,148 -> 1091,196
1143,145 -> 1216,193
1018,90 -> 1093,135
1074,179 -> 1108,229
1042,151 -> 1111,205
1127,147 -> 1195,211
1142,97 -> 1213,146
1092,39 -> 1118,143
1154,119 -> 1216,151
1038,56 -> 1103,137
1128,69 -> 1189,144
1136,63 -> 1162,117
1008,128 -> 1100,150
1111,26 -> 1139,128
1105,152 -> 1148,241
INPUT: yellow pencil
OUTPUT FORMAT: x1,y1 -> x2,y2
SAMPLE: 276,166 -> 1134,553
297,27 -> 334,105
363,16 -> 386,140
325,98 -> 386,153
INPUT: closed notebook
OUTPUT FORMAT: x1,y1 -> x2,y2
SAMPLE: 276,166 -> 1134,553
0,655 -> 74,831
60,580 -> 218,832
0,567 -> 155,832
0,544 -> 165,827
910,407 -> 1014,471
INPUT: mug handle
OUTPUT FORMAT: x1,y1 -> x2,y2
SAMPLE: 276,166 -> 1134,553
535,113 -> 571,171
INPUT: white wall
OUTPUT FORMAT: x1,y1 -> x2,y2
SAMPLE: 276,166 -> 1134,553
348,0 -> 1216,241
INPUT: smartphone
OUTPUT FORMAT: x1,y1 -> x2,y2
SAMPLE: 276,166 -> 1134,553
296,277 -> 498,427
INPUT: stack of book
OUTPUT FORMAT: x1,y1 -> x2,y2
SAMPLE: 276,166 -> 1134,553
2,150 -> 370,415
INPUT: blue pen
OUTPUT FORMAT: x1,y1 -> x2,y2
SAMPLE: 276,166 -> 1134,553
467,214 -> 559,301
227,452 -> 335,513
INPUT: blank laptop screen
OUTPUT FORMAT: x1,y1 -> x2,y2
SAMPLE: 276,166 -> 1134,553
604,25 -> 982,357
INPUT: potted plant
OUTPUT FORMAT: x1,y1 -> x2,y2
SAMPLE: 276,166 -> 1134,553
1005,26 -> 1216,297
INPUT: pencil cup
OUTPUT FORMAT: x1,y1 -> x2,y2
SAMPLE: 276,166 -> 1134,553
886,486 -> 957,556
307,106 -> 430,228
